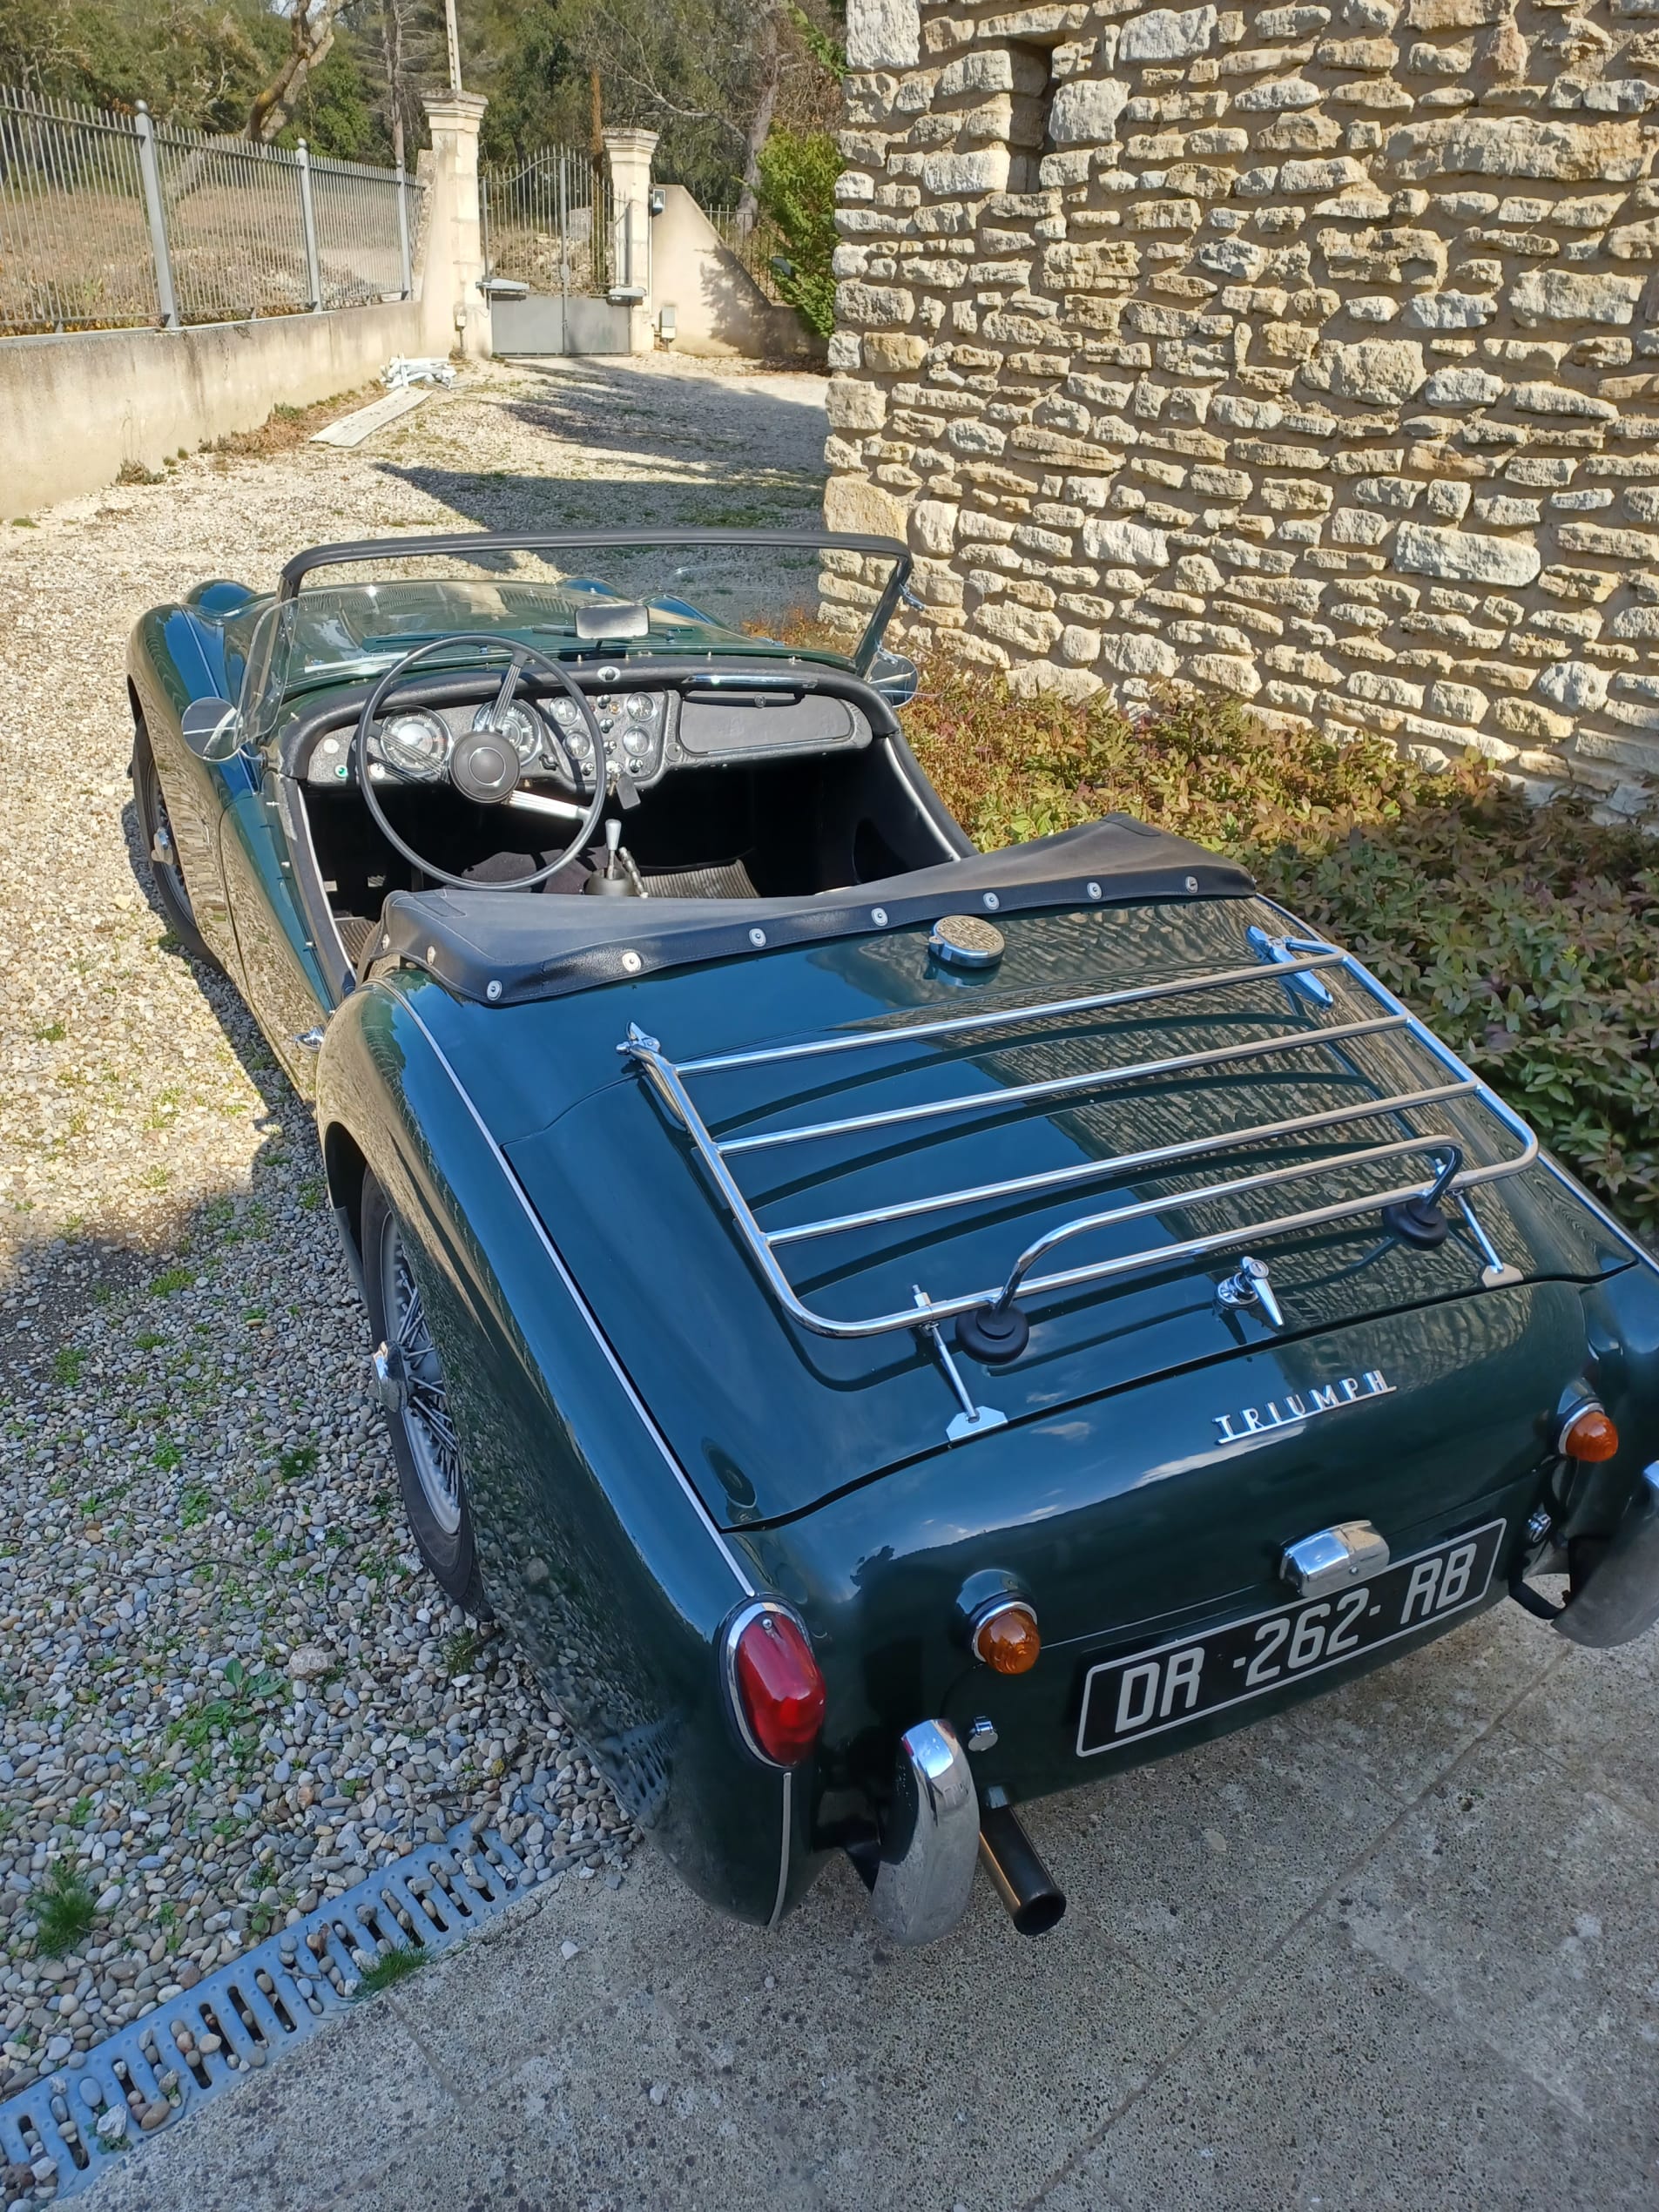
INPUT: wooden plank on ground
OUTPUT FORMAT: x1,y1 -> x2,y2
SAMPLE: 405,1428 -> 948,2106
310,388 -> 428,448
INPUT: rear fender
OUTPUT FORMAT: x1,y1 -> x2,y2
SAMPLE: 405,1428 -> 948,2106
317,978 -> 816,1925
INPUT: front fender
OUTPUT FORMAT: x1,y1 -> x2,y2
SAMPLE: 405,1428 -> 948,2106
316,976 -> 819,1925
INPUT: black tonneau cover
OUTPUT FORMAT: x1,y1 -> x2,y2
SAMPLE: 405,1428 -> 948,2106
369,818 -> 1256,1005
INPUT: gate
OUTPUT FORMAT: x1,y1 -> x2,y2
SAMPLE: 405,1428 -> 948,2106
481,146 -> 629,355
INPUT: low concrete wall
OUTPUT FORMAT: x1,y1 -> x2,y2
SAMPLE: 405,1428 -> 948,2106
2,300 -> 429,517
651,186 -> 821,364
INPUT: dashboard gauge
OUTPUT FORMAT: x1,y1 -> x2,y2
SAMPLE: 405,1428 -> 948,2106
376,709 -> 450,781
550,697 -> 582,726
623,722 -> 651,756
471,698 -> 544,765
624,693 -> 651,719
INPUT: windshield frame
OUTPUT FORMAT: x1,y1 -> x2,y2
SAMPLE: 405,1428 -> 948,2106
273,527 -> 912,679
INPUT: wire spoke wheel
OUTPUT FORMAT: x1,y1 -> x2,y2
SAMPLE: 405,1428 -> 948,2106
384,1231 -> 463,1537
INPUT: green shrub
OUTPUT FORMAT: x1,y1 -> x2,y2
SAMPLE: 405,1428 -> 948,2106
754,128 -> 840,339
905,671 -> 1659,1241
35,1866 -> 98,1959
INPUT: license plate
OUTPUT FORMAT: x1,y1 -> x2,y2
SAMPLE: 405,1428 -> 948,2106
1076,1519 -> 1506,1759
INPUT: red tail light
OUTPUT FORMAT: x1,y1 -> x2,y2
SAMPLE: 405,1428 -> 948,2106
1561,1405 -> 1619,1462
730,1606 -> 826,1767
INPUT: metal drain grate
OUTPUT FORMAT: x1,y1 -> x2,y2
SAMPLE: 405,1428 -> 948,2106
0,1815 -> 539,2195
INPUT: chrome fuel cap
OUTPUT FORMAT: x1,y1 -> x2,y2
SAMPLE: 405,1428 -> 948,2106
929,913 -> 1005,969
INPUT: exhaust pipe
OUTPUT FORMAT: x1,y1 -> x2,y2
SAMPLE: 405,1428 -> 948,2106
978,1797 -> 1066,1936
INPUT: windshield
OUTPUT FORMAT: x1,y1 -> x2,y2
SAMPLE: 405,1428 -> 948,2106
246,533 -> 908,733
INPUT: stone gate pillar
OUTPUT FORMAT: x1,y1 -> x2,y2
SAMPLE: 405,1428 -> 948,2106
604,127 -> 660,354
422,91 -> 491,360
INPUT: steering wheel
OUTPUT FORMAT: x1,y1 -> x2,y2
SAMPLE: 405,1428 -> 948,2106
355,634 -> 610,892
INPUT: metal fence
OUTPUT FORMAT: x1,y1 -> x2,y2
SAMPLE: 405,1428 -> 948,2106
0,84 -> 421,337
482,147 -> 613,300
703,206 -> 791,306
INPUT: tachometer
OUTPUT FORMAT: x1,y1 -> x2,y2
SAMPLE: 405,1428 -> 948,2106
471,698 -> 545,765
375,709 -> 450,781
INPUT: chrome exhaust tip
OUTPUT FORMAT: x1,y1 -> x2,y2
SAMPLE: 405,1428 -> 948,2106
978,1797 -> 1066,1937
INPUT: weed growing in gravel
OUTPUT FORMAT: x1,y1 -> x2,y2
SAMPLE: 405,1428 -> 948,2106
34,1022 -> 64,1042
279,1444 -> 318,1481
442,1629 -> 482,1677
150,1268 -> 193,1296
52,1346 -> 85,1386
34,1867 -> 98,1959
132,1330 -> 165,1351
179,1484 -> 212,1525
354,1946 -> 425,1997
153,1442 -> 182,1472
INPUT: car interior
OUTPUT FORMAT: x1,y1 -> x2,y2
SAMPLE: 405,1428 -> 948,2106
285,662 -> 968,973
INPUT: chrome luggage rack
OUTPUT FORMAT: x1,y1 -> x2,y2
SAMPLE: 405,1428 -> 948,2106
620,923 -> 1540,1441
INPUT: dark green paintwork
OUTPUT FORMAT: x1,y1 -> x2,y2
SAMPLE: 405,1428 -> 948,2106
127,575 -> 1659,1932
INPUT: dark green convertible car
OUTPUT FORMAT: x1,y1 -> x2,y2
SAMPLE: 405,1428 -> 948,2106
127,529 -> 1659,1943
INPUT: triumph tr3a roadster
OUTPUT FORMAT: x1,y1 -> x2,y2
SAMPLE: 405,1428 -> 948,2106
127,529 -> 1659,1943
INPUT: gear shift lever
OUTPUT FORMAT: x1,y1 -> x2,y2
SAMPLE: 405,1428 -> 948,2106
583,814 -> 643,898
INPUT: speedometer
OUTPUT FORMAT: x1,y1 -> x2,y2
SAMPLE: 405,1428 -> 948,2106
375,710 -> 449,781
471,699 -> 544,765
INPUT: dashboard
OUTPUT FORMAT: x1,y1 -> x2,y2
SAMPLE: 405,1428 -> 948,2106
300,678 -> 874,792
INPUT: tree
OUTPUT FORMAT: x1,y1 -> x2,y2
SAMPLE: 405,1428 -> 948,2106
246,0 -> 341,140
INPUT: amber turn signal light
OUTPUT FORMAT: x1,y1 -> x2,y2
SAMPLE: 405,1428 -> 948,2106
974,1601 -> 1042,1676
1561,1406 -> 1619,1462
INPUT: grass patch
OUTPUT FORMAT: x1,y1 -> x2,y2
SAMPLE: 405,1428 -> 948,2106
34,1867 -> 98,1958
150,1268 -> 194,1296
179,1483 -> 212,1525
279,1443 -> 318,1481
905,672 -> 1659,1240
354,1946 -> 425,1997
52,1346 -> 85,1386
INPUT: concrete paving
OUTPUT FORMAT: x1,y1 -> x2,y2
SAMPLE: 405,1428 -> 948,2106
90,1594 -> 1659,2211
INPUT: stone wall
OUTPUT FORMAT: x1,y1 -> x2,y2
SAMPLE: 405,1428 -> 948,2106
826,0 -> 1659,814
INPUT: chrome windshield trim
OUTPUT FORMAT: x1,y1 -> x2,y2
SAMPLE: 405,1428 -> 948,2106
393,989 -> 755,1595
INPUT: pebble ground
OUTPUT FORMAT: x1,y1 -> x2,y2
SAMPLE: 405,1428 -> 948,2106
0,356 -> 829,2148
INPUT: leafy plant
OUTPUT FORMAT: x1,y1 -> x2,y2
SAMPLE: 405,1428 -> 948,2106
150,1269 -> 194,1297
754,127 -> 840,338
35,1867 -> 98,1958
905,671 -> 1659,1240
53,1347 -> 85,1386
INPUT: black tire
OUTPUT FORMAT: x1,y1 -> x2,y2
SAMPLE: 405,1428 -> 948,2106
131,721 -> 219,970
361,1172 -> 489,1616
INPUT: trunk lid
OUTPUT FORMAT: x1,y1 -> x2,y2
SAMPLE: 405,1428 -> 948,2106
475,892 -> 1629,1525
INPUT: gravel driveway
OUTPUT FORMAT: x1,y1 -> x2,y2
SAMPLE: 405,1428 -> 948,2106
0,356 -> 830,2108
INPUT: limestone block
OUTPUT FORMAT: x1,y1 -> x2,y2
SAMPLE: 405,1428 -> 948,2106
1536,658 -> 1609,711
1355,475 -> 1423,509
1426,481 -> 1473,519
1189,651 -> 1263,693
909,499 -> 959,554
1234,76 -> 1323,108
978,602 -> 1064,652
921,150 -> 1012,196
826,380 -> 889,431
863,334 -> 929,371
1396,522 -> 1542,584
1426,678 -> 1487,721
1494,697 -> 1575,739
937,51 -> 1014,98
1383,116 -> 1644,183
827,334 -> 862,372
1332,508 -> 1393,543
1405,290 -> 1495,327
1059,624 -> 1103,662
1316,37 -> 1400,68
1042,241 -> 1143,287
846,0 -> 920,71
1474,495 -> 1542,526
836,282 -> 916,327
824,475 -> 909,540
1082,516 -> 1171,566
1422,364 -> 1504,404
1120,5 -> 1218,64
1559,522 -> 1659,560
1509,270 -> 1643,326
1301,338 -> 1428,403
1350,669 -> 1427,709
1608,219 -> 1659,259
1101,631 -> 1180,674
1049,79 -> 1131,144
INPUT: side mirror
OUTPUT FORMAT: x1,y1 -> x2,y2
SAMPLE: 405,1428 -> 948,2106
870,650 -> 920,708
179,696 -> 240,761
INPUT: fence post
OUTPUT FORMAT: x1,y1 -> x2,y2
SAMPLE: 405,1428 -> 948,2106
295,140 -> 324,312
132,103 -> 179,329
395,160 -> 413,298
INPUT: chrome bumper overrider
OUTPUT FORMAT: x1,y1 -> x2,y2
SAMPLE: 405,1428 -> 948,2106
1556,1461 -> 1659,1649
867,1720 -> 980,1947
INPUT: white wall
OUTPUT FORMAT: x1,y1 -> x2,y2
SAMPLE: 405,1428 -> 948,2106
650,187 -> 820,364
